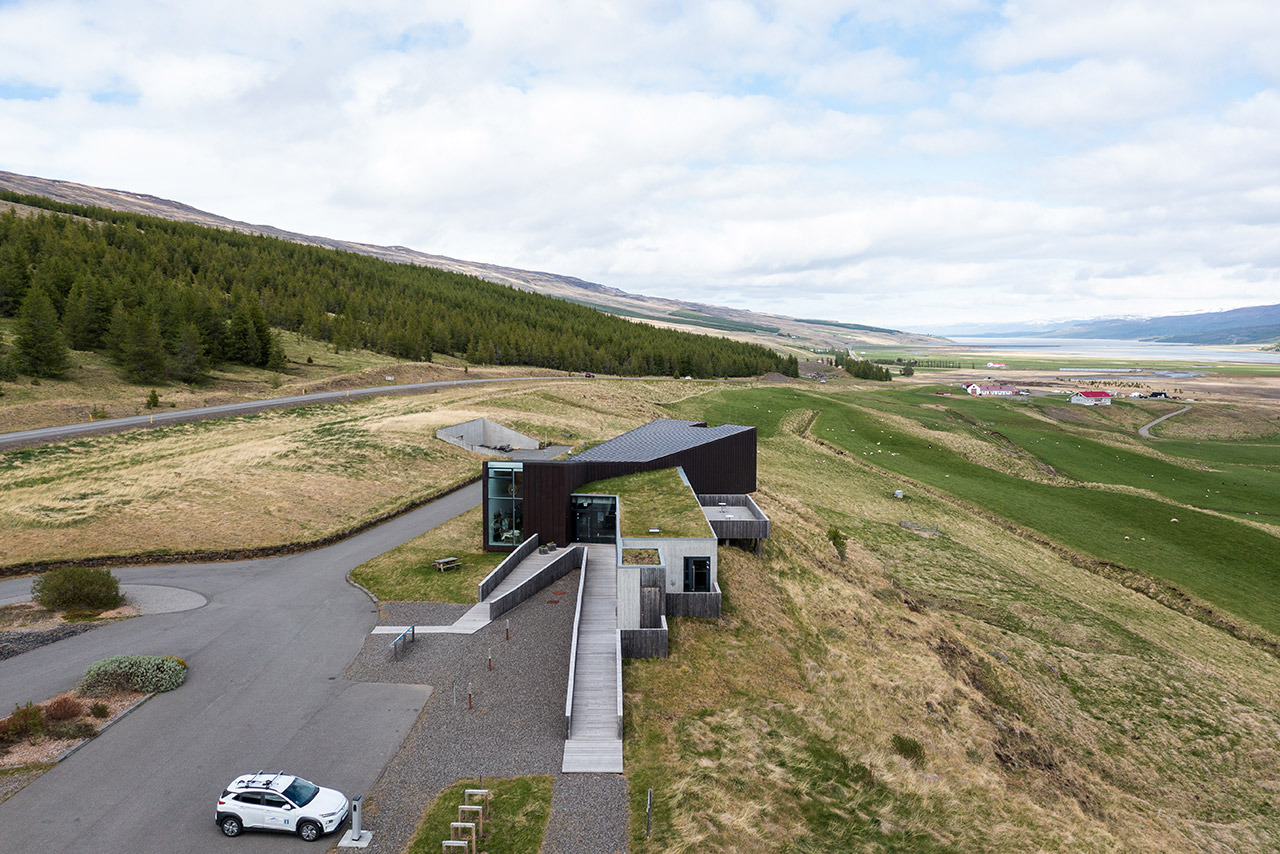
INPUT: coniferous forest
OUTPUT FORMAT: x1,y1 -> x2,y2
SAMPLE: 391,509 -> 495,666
0,191 -> 799,383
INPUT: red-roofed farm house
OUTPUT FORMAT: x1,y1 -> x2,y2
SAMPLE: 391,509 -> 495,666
1071,390 -> 1113,406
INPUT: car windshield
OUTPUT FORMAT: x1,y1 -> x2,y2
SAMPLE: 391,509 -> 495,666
281,777 -> 319,806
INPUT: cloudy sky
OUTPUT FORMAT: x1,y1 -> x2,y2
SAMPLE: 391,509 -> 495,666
2,1 -> 1279,333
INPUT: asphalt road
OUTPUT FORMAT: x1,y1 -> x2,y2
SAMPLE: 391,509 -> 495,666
0,481 -> 482,854
0,375 -> 570,451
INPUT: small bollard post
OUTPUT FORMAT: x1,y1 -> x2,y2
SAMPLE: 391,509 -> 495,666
488,649 -> 492,672
452,680 -> 456,706
505,618 -> 510,641
646,787 -> 653,838
467,682 -> 472,710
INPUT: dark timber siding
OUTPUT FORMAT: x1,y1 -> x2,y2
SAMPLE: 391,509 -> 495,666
484,426 -> 758,551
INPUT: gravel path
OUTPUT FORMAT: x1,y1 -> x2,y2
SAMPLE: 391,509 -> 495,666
346,569 -> 628,854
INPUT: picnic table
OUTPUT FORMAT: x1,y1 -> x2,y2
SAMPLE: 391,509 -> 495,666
433,557 -> 461,572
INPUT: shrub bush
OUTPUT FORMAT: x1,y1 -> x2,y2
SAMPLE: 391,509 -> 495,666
46,720 -> 97,741
31,566 -> 124,612
6,703 -> 45,740
44,695 -> 84,722
891,733 -> 925,764
77,655 -> 187,697
89,702 -> 110,719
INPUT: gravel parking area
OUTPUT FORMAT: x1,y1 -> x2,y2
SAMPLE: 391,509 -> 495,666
375,600 -> 471,626
346,568 -> 627,854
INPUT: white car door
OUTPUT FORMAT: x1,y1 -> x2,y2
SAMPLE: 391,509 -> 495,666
230,792 -> 266,828
260,792 -> 295,831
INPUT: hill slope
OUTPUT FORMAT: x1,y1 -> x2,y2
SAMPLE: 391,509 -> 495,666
0,170 -> 938,350
1049,303 -> 1280,344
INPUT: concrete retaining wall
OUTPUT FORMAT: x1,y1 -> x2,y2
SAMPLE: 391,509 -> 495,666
436,418 -> 540,454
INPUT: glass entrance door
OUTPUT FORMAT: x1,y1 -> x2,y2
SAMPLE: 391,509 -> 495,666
572,495 -> 617,543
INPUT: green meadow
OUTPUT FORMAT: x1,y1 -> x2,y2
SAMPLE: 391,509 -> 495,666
671,385 -> 1280,637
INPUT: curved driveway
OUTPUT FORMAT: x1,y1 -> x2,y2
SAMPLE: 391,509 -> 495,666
1138,405 -> 1191,438
0,482 -> 481,854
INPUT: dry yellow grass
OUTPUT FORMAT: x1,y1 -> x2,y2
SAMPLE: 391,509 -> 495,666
0,378 -> 697,568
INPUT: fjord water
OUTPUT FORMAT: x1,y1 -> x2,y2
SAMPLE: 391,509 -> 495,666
951,337 -> 1280,364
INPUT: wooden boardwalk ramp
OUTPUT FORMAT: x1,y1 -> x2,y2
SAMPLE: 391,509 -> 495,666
562,543 -> 623,773
370,548 -> 566,637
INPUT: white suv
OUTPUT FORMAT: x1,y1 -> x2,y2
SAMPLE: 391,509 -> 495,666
216,772 -> 349,842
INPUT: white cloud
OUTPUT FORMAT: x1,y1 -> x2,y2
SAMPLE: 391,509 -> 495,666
1,0 -> 1278,330
972,58 -> 1182,130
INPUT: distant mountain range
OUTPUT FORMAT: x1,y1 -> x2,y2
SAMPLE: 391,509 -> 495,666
944,304 -> 1280,346
0,170 -> 941,350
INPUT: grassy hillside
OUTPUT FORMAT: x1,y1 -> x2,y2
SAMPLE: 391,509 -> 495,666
0,192 -> 793,382
4,377 -> 1280,850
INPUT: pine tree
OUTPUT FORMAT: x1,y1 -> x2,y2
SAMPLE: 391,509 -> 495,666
170,322 -> 208,383
264,330 -> 288,372
0,242 -> 32,316
107,300 -> 131,363
120,310 -> 168,382
226,298 -> 263,366
15,286 -> 69,378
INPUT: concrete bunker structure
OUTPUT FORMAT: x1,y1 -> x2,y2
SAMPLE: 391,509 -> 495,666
436,417 -> 540,455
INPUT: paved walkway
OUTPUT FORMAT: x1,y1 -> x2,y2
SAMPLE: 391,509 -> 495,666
563,543 -> 622,773
1138,404 -> 1191,438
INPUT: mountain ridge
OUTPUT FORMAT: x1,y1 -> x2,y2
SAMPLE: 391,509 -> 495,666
942,303 -> 1280,346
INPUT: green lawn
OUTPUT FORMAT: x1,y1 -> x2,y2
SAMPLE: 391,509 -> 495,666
576,467 -> 711,538
404,776 -> 554,854
350,506 -> 504,603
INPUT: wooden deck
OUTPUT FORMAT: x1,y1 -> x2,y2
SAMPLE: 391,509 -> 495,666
370,548 -> 569,637
562,543 -> 623,773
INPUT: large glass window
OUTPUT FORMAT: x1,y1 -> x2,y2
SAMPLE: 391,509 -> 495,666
486,463 -> 524,547
683,556 -> 711,593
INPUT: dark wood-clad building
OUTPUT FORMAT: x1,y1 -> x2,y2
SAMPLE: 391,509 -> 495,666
482,419 -> 757,552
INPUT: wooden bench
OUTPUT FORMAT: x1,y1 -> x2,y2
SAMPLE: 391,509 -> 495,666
433,557 -> 461,572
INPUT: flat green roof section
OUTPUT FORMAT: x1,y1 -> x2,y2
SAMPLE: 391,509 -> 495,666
575,467 -> 712,539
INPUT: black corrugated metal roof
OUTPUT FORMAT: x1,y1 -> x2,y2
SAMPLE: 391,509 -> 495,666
572,419 -> 753,463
